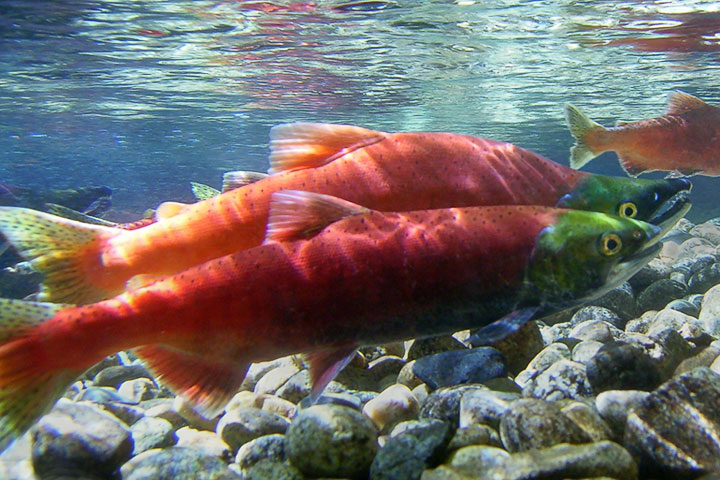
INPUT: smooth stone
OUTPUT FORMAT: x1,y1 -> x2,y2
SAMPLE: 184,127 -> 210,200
589,282 -> 638,321
253,362 -> 302,396
445,445 -> 511,476
700,284 -> 720,336
628,259 -> 672,293
521,359 -> 592,401
74,386 -> 137,405
585,341 -> 663,392
258,395 -> 296,419
673,341 -> 720,376
568,320 -> 615,343
499,398 -> 592,452
571,340 -> 604,364
637,279 -> 688,313
570,306 -> 623,330
130,417 -> 176,455
118,378 -> 159,403
689,263 -> 720,294
81,354 -> 122,382
397,360 -> 423,390
412,347 -> 506,390
175,427 -> 232,460
647,308 -> 705,339
712,354 -> 720,375
216,407 -> 290,453
286,404 -> 378,479
93,364 -> 153,388
595,390 -> 651,439
690,222 -> 720,244
274,370 -> 312,404
97,402 -> 146,427
447,424 -> 501,451
173,395 -> 219,431
241,358 -> 287,392
121,446 -> 240,479
558,400 -> 612,442
470,320 -> 544,374
666,298 -> 700,317
625,367 -> 720,478
419,385 -> 488,426
237,459 -> 303,480
368,355 -> 406,380
297,391 -> 364,412
370,419 -> 454,480
458,389 -> 519,430
144,400 -> 187,429
235,434 -> 303,480
334,365 -> 381,393
362,384 -> 419,432
406,335 -> 466,362
31,399 -> 132,479
224,391 -> 264,411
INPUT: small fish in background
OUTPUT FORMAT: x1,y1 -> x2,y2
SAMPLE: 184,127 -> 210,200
0,124 -> 691,304
0,183 -> 112,216
0,191 -> 663,453
565,91 -> 720,177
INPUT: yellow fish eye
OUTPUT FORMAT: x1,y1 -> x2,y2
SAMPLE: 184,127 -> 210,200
618,202 -> 638,218
600,233 -> 622,255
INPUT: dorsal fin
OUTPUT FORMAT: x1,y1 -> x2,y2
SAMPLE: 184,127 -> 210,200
666,91 -> 710,115
156,201 -> 189,220
222,170 -> 269,192
265,190 -> 369,243
268,123 -> 387,175
190,182 -> 220,201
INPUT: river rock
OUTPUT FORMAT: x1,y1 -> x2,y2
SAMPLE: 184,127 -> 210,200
688,262 -> 720,294
363,383 -> 420,432
406,335 -> 466,361
370,419 -> 454,480
93,364 -> 153,388
595,390 -> 650,439
175,427 -> 232,460
31,399 -> 132,479
624,367 -> 720,478
637,279 -> 688,313
411,347 -> 506,389
568,319 -> 616,343
447,424 -> 501,451
521,359 -> 592,401
700,284 -> 720,336
585,341 -> 663,392
121,446 -> 240,480
130,416 -> 176,455
235,434 -> 303,480
590,282 -> 638,321
458,389 -> 519,430
471,320 -> 544,374
571,340 -> 604,364
499,398 -> 592,452
666,298 -> 700,317
286,404 -> 378,479
216,407 -> 290,453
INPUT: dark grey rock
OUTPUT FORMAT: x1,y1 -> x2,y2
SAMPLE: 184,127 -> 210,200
367,355 -> 405,380
130,417 -> 176,456
286,404 -> 378,479
458,388 -> 519,430
447,424 -> 501,451
235,434 -> 303,480
237,459 -> 303,480
419,385 -> 487,426
689,263 -> 720,294
666,299 -> 701,317
216,407 -> 290,453
625,368 -> 720,478
31,399 -> 132,480
121,446 -> 241,480
471,320 -> 544,374
297,391 -> 364,411
590,282 -> 638,321
628,260 -> 672,293
571,306 -> 624,330
406,335 -> 466,362
412,347 -> 506,390
81,354 -> 122,382
586,341 -> 663,392
499,398 -> 592,452
637,279 -> 688,313
274,370 -> 311,404
93,364 -> 153,388
370,419 -> 454,480
559,400 -> 613,442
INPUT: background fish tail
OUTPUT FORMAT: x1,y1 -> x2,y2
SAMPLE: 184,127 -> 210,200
565,104 -> 606,170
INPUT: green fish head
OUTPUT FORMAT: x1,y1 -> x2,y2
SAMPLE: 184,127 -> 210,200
525,210 -> 662,308
556,175 -> 691,235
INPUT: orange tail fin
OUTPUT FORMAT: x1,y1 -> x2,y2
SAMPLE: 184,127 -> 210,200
0,299 -> 81,453
0,207 -> 122,304
564,103 -> 606,170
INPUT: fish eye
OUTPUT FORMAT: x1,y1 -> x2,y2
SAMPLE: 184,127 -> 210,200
618,202 -> 638,218
599,233 -> 622,256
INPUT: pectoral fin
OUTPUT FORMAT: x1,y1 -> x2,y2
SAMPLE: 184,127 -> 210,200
466,307 -> 539,347
304,345 -> 358,403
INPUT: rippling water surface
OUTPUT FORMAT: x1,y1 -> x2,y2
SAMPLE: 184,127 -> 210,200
1,0 -> 719,219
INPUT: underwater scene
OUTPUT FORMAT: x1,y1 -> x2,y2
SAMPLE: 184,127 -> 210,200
1,0 -> 720,479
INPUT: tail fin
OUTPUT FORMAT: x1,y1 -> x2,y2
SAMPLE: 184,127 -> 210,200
0,299 -> 80,453
0,207 -> 121,304
564,104 -> 605,170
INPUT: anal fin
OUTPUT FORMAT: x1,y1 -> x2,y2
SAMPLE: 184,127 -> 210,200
134,345 -> 249,418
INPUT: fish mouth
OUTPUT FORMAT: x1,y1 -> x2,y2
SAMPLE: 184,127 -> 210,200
648,191 -> 691,236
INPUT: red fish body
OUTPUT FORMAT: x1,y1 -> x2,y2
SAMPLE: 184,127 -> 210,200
0,192 -> 662,452
566,91 -> 720,176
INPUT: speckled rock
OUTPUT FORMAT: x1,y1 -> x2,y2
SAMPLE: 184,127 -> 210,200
419,385 -> 488,425
216,407 -> 290,453
274,369 -> 313,404
93,363 -> 153,388
406,335 -> 466,362
699,284 -> 720,336
458,389 -> 519,430
558,400 -> 612,442
286,404 -> 378,479
411,347 -> 506,389
433,441 -> 637,480
175,427 -> 232,460
595,390 -> 650,439
370,419 -> 454,480
521,359 -> 592,401
645,308 -> 707,340
235,434 -> 303,480
514,342 -> 571,387
130,416 -> 176,455
568,319 -> 616,343
625,368 -> 720,478
121,446 -> 241,480
447,424 -> 501,451
585,341 -> 663,392
688,262 -> 720,294
31,399 -> 133,479
637,278 -> 688,313
571,306 -> 624,330
591,282 -> 638,321
499,398 -> 592,452
363,384 -> 419,432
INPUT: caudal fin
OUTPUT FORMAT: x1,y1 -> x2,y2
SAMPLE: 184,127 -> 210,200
0,207 -> 121,304
564,104 -> 606,170
0,299 -> 80,453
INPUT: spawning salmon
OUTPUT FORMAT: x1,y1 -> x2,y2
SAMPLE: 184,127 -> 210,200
0,191 -> 662,452
566,91 -> 720,177
0,124 -> 690,304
